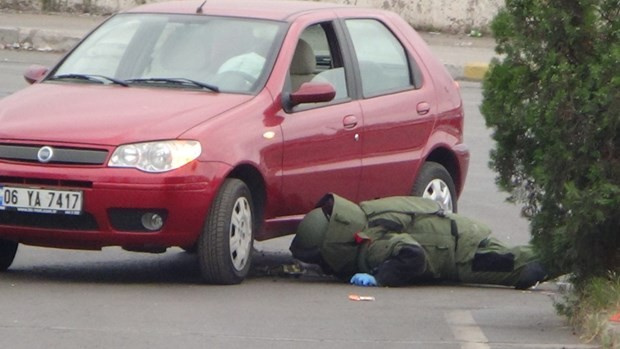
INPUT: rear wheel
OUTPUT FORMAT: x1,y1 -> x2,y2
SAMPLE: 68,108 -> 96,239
198,179 -> 254,284
412,161 -> 458,213
0,239 -> 18,271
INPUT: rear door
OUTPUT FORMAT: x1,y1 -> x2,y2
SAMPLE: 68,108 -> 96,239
343,17 -> 437,201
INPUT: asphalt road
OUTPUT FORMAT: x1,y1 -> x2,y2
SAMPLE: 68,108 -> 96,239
0,50 -> 595,349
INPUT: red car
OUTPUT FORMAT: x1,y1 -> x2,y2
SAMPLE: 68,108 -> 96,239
0,0 -> 469,284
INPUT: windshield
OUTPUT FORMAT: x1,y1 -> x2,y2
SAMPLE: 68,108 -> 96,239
51,13 -> 285,94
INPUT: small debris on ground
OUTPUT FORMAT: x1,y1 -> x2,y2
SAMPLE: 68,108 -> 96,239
348,294 -> 375,301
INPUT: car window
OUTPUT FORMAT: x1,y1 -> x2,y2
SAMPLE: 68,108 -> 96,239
52,14 -> 284,94
55,15 -> 142,77
300,25 -> 331,71
345,19 -> 415,97
288,22 -> 349,102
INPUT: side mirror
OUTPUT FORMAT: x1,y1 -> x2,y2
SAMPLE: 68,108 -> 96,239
282,82 -> 336,111
23,65 -> 49,84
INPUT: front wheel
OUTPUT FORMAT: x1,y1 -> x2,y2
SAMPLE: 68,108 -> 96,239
0,239 -> 18,271
411,162 -> 458,213
198,179 -> 254,285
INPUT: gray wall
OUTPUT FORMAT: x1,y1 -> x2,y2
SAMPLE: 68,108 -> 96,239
335,0 -> 503,33
0,0 -> 504,33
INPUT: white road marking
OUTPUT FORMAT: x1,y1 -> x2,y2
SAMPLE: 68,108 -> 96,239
446,310 -> 491,349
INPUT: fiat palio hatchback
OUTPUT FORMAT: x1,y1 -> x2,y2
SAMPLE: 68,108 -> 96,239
0,0 -> 469,284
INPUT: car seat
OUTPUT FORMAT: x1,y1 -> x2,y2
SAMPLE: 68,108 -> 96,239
289,39 -> 316,91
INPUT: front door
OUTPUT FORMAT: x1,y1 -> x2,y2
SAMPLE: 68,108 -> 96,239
278,21 -> 363,214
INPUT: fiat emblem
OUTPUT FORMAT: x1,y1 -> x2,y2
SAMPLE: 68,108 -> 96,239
37,146 -> 54,163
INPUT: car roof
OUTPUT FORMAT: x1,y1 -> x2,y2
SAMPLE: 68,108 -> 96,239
126,0 -> 357,21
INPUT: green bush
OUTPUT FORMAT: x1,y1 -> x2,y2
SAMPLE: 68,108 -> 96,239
481,0 -> 620,283
556,273 -> 620,347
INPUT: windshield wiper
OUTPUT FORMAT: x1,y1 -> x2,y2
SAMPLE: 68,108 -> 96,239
49,74 -> 129,87
125,77 -> 219,92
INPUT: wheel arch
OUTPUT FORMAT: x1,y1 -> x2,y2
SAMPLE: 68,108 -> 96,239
227,164 -> 267,229
423,147 -> 464,197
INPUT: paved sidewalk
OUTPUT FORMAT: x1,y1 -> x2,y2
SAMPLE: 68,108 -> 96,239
0,11 -> 497,81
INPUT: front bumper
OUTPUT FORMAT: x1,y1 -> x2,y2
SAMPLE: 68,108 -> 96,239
0,161 -> 229,250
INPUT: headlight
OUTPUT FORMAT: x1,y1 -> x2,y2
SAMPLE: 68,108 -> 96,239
108,140 -> 201,173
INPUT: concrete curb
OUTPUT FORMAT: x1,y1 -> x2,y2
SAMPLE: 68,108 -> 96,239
602,321 -> 620,348
0,27 -> 81,52
445,63 -> 488,82
463,62 -> 490,81
0,26 -> 82,52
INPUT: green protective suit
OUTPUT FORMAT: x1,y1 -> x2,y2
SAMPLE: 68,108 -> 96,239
292,193 -> 543,288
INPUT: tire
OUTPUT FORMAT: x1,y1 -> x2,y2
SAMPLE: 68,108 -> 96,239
198,178 -> 254,284
411,161 -> 458,213
0,239 -> 18,272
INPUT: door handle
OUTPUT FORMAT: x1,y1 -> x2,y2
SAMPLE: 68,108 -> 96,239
343,115 -> 358,129
416,102 -> 431,115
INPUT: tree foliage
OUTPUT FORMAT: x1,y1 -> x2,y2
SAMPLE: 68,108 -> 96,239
481,0 -> 620,282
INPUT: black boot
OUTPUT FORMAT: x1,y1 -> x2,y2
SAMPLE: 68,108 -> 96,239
514,262 -> 548,290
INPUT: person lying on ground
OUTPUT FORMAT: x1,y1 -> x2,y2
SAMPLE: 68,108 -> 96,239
289,193 -> 557,289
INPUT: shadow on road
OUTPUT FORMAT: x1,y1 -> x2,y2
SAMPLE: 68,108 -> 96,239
1,247 -> 333,285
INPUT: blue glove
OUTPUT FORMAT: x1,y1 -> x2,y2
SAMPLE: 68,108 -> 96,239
350,273 -> 377,287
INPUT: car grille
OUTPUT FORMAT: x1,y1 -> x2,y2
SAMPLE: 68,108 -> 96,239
0,144 -> 108,165
0,176 -> 93,188
0,210 -> 99,230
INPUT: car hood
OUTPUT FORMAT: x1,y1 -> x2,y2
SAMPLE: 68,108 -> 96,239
0,83 -> 254,145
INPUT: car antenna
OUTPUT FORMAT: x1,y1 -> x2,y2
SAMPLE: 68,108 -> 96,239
196,0 -> 207,14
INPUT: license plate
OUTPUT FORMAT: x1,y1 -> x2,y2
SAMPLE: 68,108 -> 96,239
0,186 -> 83,215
